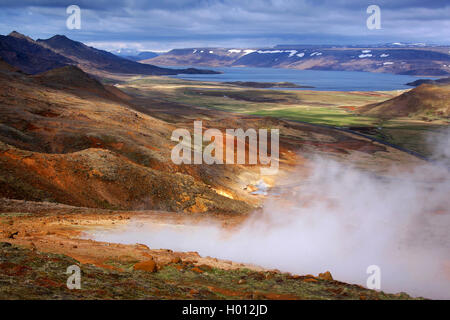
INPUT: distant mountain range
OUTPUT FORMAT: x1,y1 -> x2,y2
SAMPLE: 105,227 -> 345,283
3,31 -> 447,77
0,31 -> 218,76
274,43 -> 434,49
142,45 -> 450,76
112,49 -> 160,61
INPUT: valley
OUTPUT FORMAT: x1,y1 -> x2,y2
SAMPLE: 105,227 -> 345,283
116,75 -> 449,157
0,32 -> 449,300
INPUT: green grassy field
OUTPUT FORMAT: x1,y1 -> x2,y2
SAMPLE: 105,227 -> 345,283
119,76 -> 448,157
251,107 -> 378,126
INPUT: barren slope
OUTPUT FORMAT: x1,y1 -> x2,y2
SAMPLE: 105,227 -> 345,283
0,64 -> 253,212
0,60 -> 425,213
360,84 -> 450,119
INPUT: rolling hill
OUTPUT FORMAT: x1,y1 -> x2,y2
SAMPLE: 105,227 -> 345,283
406,77 -> 450,86
359,84 -> 450,119
32,65 -> 131,102
0,57 -> 419,213
0,60 -> 249,213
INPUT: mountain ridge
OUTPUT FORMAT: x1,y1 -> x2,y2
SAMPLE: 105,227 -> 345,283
143,46 -> 450,76
0,32 -> 72,74
0,31 -> 219,76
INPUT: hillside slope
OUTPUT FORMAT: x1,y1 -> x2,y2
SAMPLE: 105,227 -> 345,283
0,32 -> 72,74
359,84 -> 450,119
0,58 -> 426,212
0,31 -> 218,76
0,142 -> 249,213
0,62 -> 251,213
32,65 -> 130,102
406,77 -> 450,86
37,35 -> 218,76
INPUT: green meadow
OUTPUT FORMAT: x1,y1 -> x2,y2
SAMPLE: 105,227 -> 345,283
120,76 -> 447,157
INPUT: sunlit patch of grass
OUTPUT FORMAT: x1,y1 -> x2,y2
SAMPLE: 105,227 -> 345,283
251,107 -> 379,127
376,120 -> 447,157
118,76 -> 445,156
0,212 -> 32,217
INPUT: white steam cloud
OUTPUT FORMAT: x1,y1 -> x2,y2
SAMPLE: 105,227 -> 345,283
87,130 -> 450,299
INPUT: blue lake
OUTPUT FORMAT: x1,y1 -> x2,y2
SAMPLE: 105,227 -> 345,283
168,66 -> 428,91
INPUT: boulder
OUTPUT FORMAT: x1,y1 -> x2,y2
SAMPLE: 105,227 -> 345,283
318,271 -> 333,281
134,259 -> 157,272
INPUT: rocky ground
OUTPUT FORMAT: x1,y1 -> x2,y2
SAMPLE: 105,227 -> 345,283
0,200 -> 419,300
0,59 -> 431,299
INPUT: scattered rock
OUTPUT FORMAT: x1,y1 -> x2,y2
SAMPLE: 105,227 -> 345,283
133,259 -> 157,273
318,271 -> 333,281
251,291 -> 265,299
189,289 -> 199,295
197,264 -> 212,271
265,273 -> 274,280
135,243 -> 150,250
187,251 -> 201,258
191,267 -> 204,274
8,231 -> 19,239
0,242 -> 12,248
174,264 -> 184,271
170,256 -> 182,264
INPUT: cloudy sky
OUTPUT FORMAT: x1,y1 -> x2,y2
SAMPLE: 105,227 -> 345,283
0,0 -> 449,52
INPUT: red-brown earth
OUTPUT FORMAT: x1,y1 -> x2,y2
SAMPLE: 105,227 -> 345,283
0,59 -> 428,299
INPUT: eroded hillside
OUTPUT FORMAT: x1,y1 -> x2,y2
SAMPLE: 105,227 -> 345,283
0,61 -> 426,213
